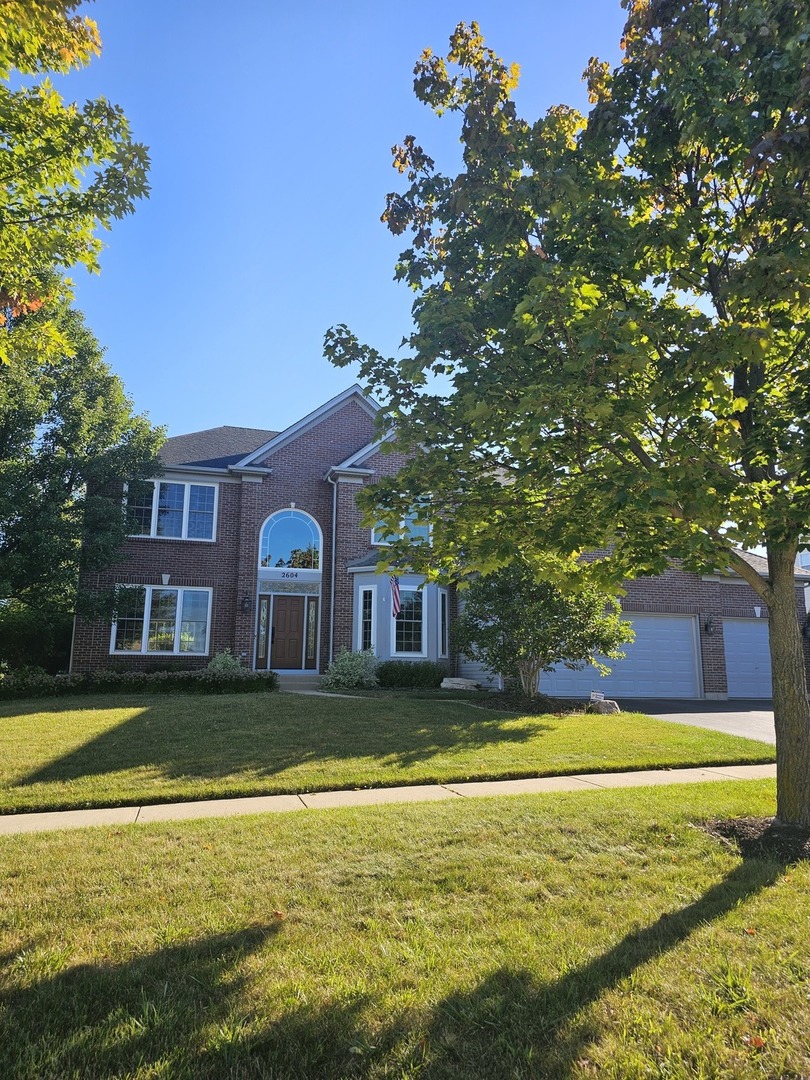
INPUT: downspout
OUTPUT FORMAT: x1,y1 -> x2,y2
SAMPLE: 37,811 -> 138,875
327,472 -> 338,664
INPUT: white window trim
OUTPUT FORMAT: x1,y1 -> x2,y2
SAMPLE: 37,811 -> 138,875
438,587 -> 449,659
258,509 -> 323,573
357,584 -> 377,652
128,480 -> 218,542
110,585 -> 213,656
390,585 -> 427,658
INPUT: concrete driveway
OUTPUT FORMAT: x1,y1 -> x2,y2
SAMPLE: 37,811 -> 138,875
629,699 -> 776,744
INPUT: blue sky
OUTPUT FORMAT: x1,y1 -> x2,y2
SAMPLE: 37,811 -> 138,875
64,1 -> 626,437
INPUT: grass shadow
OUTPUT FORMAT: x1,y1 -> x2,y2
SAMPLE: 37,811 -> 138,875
14,694 -> 545,792
376,852 -> 789,1079
0,923 -> 284,1078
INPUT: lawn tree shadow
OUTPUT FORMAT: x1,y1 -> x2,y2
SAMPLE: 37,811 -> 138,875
0,923 -> 281,1078
374,853 -> 790,1080
0,921 -> 382,1080
18,696 -> 546,792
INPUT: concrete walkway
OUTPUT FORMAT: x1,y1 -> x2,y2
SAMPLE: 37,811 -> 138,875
0,763 -> 776,836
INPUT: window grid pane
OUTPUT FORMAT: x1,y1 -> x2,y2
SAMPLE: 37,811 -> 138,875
260,511 -> 320,569
395,591 -> 422,653
114,588 -> 146,651
179,590 -> 209,653
126,483 -> 154,536
147,589 -> 178,651
187,485 -> 215,540
361,589 -> 373,651
156,483 -> 184,537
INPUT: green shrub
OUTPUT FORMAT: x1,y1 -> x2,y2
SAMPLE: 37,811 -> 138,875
376,660 -> 446,689
0,668 -> 279,701
0,601 -> 73,673
206,648 -> 244,674
321,649 -> 379,690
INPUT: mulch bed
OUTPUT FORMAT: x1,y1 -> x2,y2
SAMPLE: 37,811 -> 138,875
704,817 -> 810,862
471,691 -> 586,715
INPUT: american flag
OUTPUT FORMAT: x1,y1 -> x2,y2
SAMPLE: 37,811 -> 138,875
390,575 -> 401,619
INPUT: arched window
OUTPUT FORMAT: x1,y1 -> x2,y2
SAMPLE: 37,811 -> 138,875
259,510 -> 321,571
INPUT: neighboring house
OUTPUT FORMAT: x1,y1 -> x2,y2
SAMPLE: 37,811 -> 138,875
71,383 -> 810,699
461,552 -> 810,700
71,386 -> 450,677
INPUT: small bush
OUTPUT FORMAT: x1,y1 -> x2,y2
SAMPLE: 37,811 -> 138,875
321,649 -> 379,690
0,668 -> 279,701
207,649 -> 244,674
376,660 -> 446,689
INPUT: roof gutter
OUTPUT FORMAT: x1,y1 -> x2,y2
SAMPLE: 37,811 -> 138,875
326,472 -> 338,665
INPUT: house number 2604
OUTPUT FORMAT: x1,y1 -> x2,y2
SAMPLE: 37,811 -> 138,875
282,571 -> 299,579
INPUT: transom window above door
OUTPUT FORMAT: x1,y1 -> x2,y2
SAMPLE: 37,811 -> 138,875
259,510 -> 321,571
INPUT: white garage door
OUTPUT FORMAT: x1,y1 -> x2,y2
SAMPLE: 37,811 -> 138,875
723,619 -> 772,699
541,615 -> 701,699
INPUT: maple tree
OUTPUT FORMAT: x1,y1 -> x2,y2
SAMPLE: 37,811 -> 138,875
326,4 -> 810,826
0,300 -> 163,611
0,0 -> 149,364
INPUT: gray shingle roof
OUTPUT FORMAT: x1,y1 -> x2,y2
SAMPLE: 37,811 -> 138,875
160,426 -> 279,469
347,550 -> 386,569
729,550 -> 810,579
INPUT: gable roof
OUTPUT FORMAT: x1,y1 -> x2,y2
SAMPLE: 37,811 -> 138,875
157,385 -> 380,472
161,426 -> 278,469
235,385 -> 379,467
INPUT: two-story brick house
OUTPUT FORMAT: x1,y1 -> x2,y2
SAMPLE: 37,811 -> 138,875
70,386 -> 450,677
71,384 -> 809,699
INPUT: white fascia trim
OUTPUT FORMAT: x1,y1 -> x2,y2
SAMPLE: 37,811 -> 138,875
235,385 -> 380,467
324,467 -> 374,481
160,464 -> 231,476
228,465 -> 272,475
334,432 -> 395,470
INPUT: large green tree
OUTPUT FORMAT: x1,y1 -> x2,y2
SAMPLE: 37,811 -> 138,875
0,0 -> 149,364
0,302 -> 163,610
326,5 -> 810,826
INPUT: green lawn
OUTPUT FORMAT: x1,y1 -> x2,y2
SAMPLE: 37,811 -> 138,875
0,693 -> 774,814
0,780 -> 806,1079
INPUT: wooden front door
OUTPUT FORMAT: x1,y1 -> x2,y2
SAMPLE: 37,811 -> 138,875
270,595 -> 305,669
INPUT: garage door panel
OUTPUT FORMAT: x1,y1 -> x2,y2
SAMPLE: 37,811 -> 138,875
723,619 -> 771,699
542,615 -> 700,699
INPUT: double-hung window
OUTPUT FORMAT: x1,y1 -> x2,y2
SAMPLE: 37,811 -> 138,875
111,586 -> 212,655
438,588 -> 449,659
392,588 -> 425,656
127,480 -> 217,541
358,585 -> 376,652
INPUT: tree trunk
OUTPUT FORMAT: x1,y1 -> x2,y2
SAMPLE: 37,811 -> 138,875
767,543 -> 810,828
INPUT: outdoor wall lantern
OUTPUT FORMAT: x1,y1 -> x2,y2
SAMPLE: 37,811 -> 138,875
704,615 -> 717,636
241,594 -> 251,613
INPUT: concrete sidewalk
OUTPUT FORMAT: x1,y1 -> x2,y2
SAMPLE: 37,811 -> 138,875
0,763 -> 776,836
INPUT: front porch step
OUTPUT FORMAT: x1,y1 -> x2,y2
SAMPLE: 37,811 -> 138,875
276,673 -> 324,692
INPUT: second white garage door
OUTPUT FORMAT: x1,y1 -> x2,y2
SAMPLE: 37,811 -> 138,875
723,619 -> 772,699
541,615 -> 701,699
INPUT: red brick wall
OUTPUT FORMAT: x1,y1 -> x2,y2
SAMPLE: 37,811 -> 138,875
72,395 -> 810,694
72,399 -> 379,672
